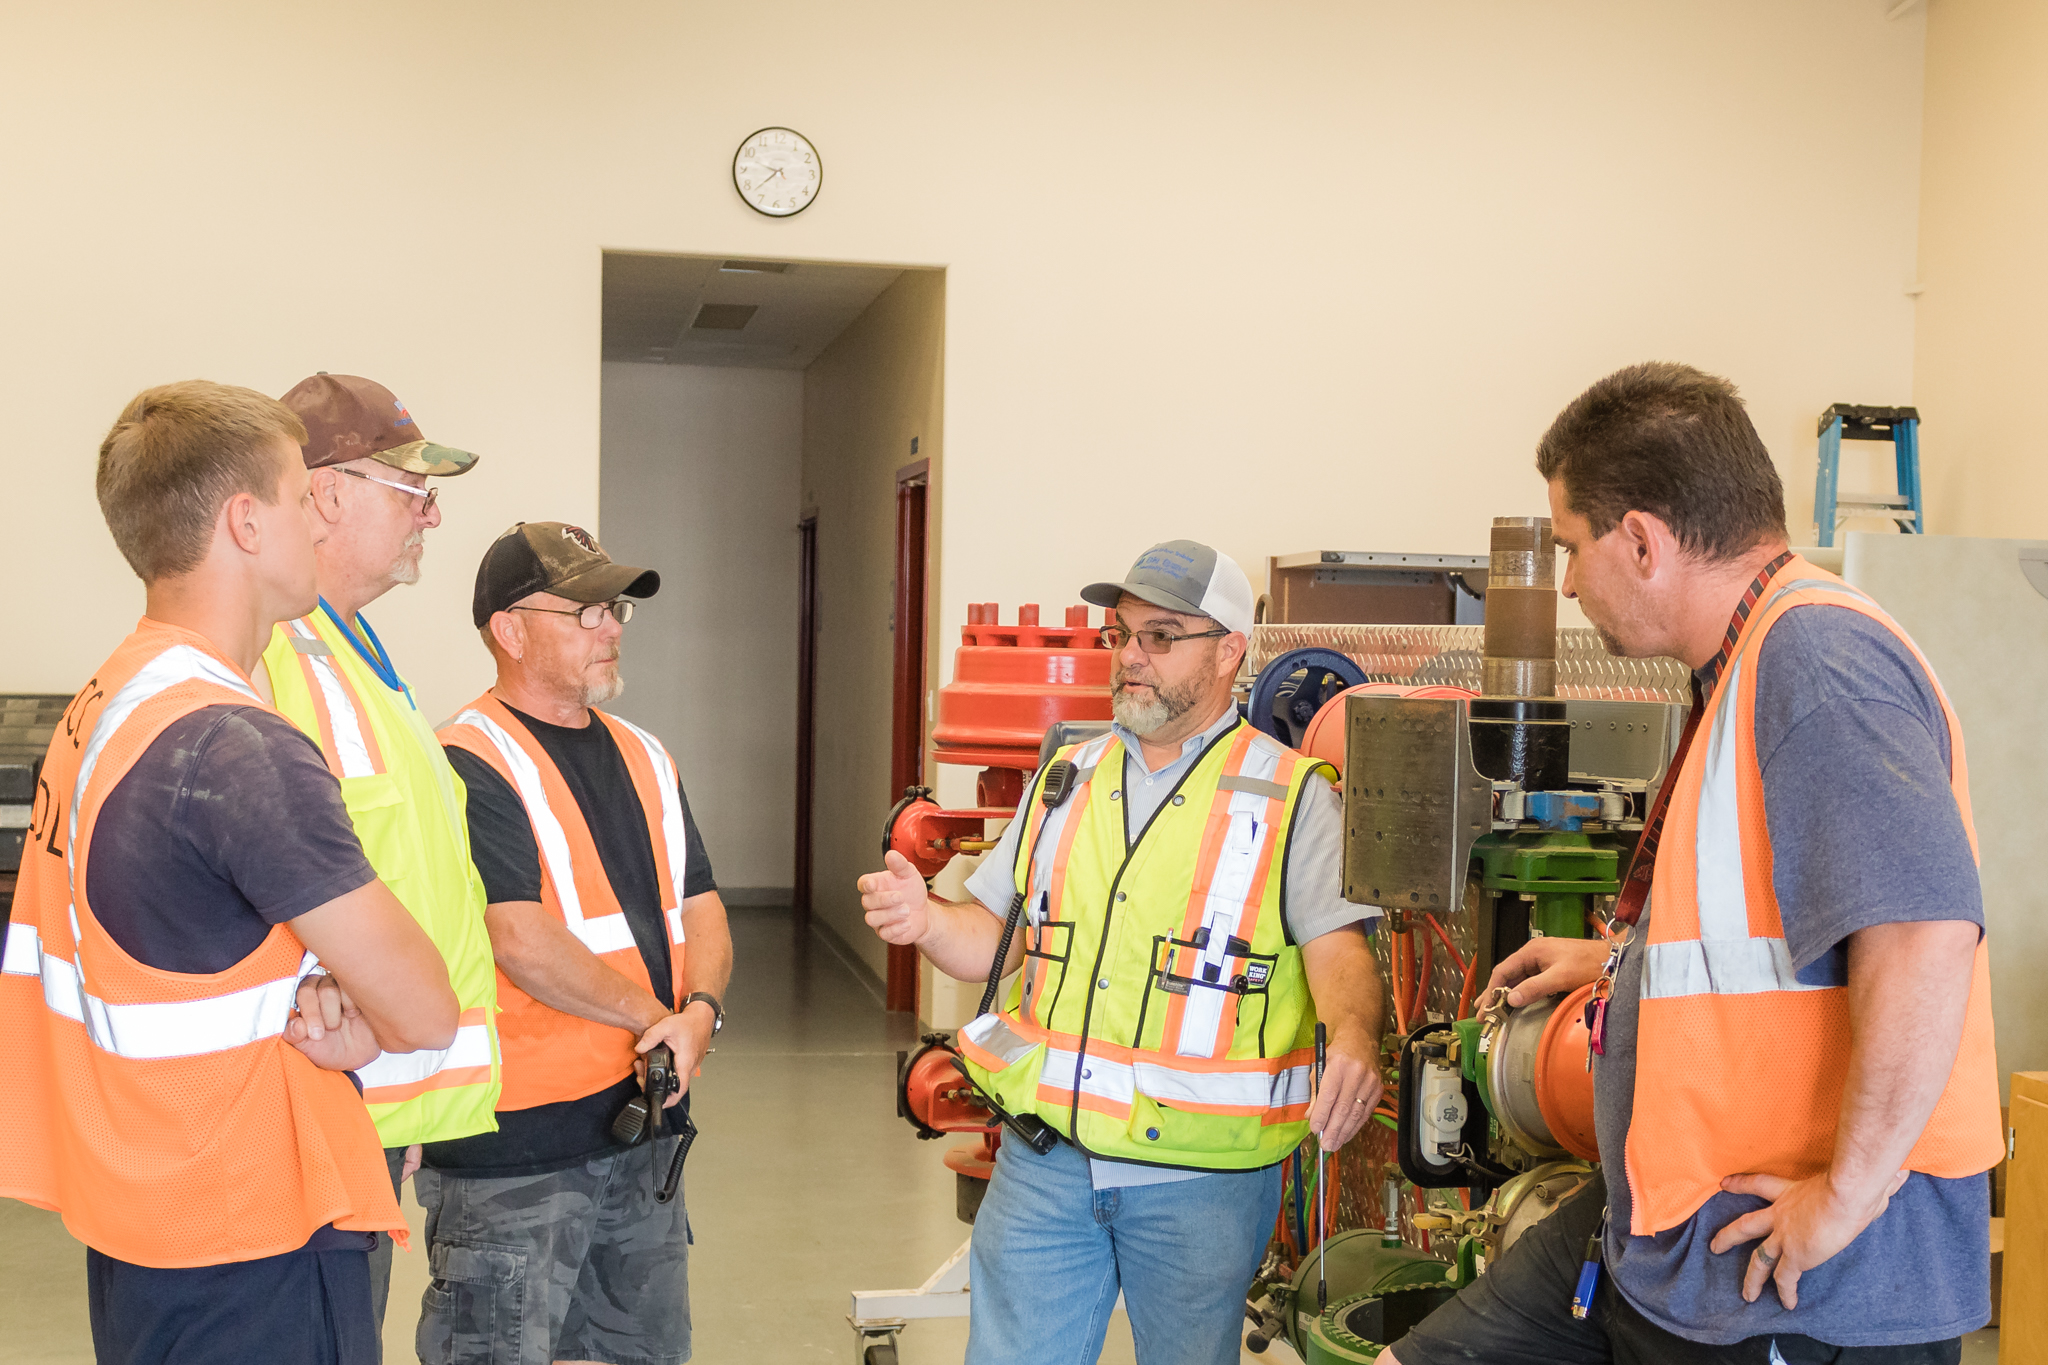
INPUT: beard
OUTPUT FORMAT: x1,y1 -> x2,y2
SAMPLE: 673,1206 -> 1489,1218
1110,661 -> 1208,737
578,662 -> 624,707
387,531 -> 425,587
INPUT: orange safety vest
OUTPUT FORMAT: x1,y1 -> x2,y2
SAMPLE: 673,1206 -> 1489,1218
1626,559 -> 2003,1235
0,618 -> 405,1267
437,695 -> 690,1111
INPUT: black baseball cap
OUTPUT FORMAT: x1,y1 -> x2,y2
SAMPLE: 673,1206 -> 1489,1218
472,522 -> 660,627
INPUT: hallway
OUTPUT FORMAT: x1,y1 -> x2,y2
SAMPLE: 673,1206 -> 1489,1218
0,908 -> 1188,1364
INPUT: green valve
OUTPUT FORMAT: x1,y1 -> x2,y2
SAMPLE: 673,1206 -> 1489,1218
1304,1285 -> 1462,1364
1473,832 -> 1622,896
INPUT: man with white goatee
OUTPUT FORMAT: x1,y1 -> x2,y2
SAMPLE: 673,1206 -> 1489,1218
253,374 -> 504,1341
858,540 -> 1389,1365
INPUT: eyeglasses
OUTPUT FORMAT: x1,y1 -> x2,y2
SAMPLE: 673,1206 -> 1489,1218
338,465 -> 438,514
509,599 -> 636,629
1099,623 -> 1230,655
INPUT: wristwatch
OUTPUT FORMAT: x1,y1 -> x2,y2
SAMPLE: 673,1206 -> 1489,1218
682,992 -> 724,1036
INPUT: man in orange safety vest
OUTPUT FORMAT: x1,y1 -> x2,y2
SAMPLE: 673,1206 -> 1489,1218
1390,363 -> 2000,1365
0,380 -> 458,1365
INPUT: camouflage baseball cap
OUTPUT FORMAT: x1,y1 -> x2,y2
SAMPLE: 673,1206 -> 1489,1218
472,521 -> 660,627
281,373 -> 479,477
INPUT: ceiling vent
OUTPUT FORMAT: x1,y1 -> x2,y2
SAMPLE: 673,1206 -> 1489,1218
691,303 -> 759,331
720,260 -> 792,273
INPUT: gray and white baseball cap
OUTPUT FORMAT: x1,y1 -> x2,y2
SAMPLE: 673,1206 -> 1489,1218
1082,540 -> 1255,637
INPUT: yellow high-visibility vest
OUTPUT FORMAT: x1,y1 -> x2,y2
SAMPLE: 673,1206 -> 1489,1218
261,608 -> 501,1147
960,722 -> 1327,1171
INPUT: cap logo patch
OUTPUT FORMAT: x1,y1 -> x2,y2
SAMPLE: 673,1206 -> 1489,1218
1134,546 -> 1198,588
391,399 -> 415,427
561,525 -> 601,554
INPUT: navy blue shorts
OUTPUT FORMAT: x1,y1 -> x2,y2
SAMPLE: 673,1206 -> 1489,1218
87,1240 -> 377,1365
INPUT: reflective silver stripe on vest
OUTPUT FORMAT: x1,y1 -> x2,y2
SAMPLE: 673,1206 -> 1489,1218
2,920 -> 41,977
1641,934 -> 1816,998
448,709 -> 637,957
1692,651 -> 1749,942
356,1019 -> 495,1091
1045,1039 -> 1313,1113
1022,734 -> 1115,923
1176,740 -> 1283,1059
605,713 -> 689,947
288,619 -> 376,778
961,1011 -> 1039,1067
6,922 -> 317,1058
1047,1044 -> 1133,1108
70,644 -> 259,844
1642,578 -> 1875,1002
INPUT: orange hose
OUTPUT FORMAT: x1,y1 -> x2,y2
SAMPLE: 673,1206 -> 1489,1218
1412,929 -> 1432,1021
1421,913 -> 1468,975
1389,930 -> 1409,1034
1456,953 -> 1479,1020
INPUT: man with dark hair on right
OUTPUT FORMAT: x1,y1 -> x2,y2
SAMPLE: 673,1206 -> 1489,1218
1389,362 -> 2000,1365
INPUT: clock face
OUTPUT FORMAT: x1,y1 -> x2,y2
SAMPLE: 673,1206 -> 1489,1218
733,127 -> 821,217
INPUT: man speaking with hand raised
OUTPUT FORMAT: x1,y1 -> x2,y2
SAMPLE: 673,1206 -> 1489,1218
859,539 -> 1387,1365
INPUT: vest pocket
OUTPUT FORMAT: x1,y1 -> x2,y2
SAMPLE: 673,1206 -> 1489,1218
1127,1089 -> 1263,1155
340,772 -> 416,886
966,1024 -> 1050,1120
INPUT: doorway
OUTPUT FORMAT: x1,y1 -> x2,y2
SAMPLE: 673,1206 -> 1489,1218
600,252 -> 945,1005
887,460 -> 930,1013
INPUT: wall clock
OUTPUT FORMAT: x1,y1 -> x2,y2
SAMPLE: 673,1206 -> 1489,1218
733,127 -> 822,217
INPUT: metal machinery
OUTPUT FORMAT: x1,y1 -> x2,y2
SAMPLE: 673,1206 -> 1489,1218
0,695 -> 70,921
882,602 -> 1111,879
854,604 -> 1113,1364
1239,519 -> 1689,1361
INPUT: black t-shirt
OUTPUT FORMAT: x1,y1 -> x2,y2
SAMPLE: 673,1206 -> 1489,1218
428,703 -> 715,1177
86,703 -> 380,1253
87,705 -> 377,972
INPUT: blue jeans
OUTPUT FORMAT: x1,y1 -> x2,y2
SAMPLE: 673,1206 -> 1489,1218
966,1136 -> 1282,1365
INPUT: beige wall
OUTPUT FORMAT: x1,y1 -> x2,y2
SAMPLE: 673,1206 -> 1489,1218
599,361 -> 802,894
1914,0 -> 2048,538
3,1 -> 1926,855
801,271 -> 945,975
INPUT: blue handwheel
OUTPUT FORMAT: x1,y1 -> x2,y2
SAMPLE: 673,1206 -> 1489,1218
1249,648 -> 1368,749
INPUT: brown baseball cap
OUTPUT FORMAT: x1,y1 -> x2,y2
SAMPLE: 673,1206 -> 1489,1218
473,522 -> 660,627
280,373 -> 479,477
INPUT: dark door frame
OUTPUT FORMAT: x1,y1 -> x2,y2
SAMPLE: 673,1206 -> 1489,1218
887,459 -> 931,1013
793,514 -> 819,930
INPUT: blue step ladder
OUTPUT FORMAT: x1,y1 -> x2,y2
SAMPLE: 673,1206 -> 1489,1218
1813,403 -> 1922,548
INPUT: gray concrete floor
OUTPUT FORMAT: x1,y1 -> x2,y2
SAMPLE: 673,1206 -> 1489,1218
0,908 -> 1999,1363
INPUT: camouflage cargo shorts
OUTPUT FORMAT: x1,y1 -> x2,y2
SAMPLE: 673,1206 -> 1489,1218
413,1138 -> 692,1365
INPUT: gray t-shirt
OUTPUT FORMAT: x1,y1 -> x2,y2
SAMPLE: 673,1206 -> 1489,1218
964,710 -> 1369,948
1595,603 -> 1989,1346
964,707 -> 1376,1188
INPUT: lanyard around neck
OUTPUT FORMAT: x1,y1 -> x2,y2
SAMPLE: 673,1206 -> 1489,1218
1611,550 -> 1794,926
319,598 -> 416,710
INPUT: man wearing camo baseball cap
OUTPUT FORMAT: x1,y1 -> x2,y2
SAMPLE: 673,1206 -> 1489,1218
424,521 -> 730,1365
254,374 -> 501,1340
856,537 -> 1389,1365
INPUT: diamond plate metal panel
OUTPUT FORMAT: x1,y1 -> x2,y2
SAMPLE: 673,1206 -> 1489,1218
1250,625 -> 1690,704
1342,696 -> 1491,915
